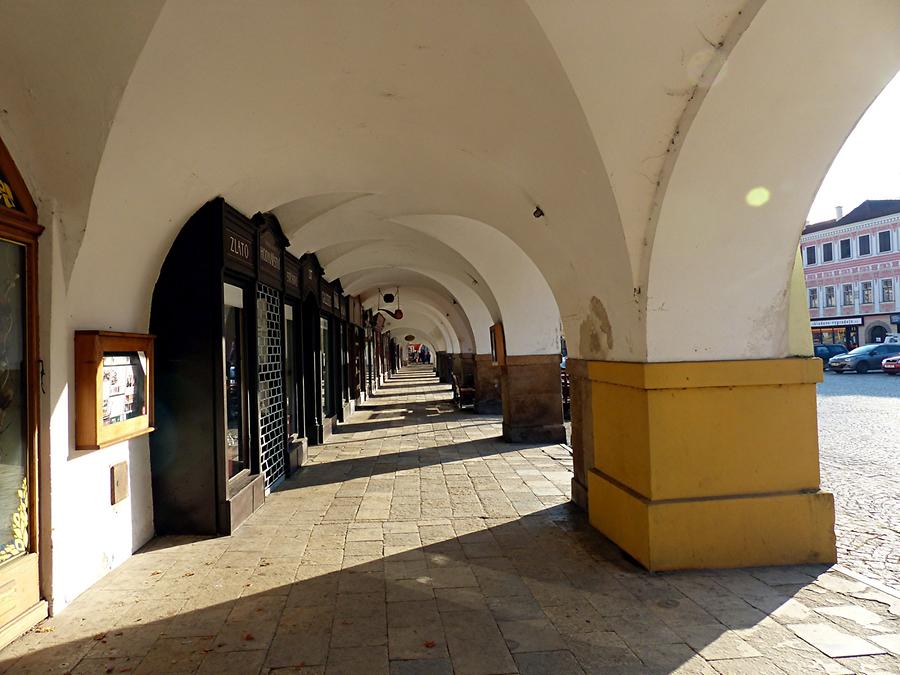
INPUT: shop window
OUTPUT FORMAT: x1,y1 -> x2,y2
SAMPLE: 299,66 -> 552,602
0,242 -> 28,563
842,283 -> 854,306
861,281 -> 874,304
223,283 -> 249,480
822,242 -> 833,263
805,246 -> 817,266
320,316 -> 332,417
808,288 -> 819,309
858,235 -> 871,256
284,305 -> 300,437
824,286 -> 835,308
882,279 -> 895,303
840,238 -> 852,259
878,230 -> 892,253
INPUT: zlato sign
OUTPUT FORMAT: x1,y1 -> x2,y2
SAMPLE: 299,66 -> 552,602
810,317 -> 863,328
228,234 -> 250,261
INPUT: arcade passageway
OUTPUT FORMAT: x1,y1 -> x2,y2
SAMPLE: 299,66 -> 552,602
1,367 -> 896,674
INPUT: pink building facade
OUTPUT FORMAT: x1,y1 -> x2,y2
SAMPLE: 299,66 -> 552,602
802,200 -> 900,348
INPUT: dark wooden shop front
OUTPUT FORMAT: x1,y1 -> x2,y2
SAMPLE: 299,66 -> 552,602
149,199 -> 311,535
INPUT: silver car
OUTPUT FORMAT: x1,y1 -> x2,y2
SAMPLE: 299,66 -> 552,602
829,343 -> 900,374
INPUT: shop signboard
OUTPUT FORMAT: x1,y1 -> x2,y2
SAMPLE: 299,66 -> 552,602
258,227 -> 283,290
810,317 -> 862,328
284,254 -> 301,299
223,226 -> 255,277
891,313 -> 900,325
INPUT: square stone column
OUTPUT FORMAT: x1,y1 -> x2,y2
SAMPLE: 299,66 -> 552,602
501,354 -> 566,443
567,358 -> 593,510
473,354 -> 502,414
436,352 -> 450,383
451,353 -> 463,384
586,358 -> 836,571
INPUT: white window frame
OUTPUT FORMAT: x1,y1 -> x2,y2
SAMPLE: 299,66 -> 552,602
858,234 -> 872,257
824,285 -> 836,308
882,278 -> 895,303
821,241 -> 834,263
808,288 -> 819,309
839,237 -> 852,259
877,230 -> 893,253
861,280 -> 874,305
841,283 -> 854,307
804,245 -> 817,266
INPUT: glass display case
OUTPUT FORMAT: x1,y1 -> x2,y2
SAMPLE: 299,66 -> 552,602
75,332 -> 155,450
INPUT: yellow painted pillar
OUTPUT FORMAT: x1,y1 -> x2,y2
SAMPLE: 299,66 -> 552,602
586,358 -> 835,571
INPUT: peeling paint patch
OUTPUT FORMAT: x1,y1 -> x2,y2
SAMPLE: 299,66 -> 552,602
579,296 -> 614,359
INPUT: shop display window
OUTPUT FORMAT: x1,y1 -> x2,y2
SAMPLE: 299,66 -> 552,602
224,283 -> 249,480
284,305 -> 300,438
321,316 -> 332,416
0,241 -> 28,563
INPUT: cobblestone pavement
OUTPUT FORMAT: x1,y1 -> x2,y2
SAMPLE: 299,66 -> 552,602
818,371 -> 900,589
2,366 -> 899,674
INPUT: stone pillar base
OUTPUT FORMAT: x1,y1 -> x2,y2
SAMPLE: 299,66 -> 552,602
586,358 -> 836,571
473,354 -> 502,414
571,477 -> 588,510
501,354 -> 565,444
589,470 -> 834,571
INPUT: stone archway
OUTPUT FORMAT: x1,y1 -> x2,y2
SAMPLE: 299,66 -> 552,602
867,322 -> 890,344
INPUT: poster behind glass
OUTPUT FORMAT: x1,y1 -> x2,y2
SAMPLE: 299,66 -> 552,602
101,353 -> 147,426
0,241 -> 28,563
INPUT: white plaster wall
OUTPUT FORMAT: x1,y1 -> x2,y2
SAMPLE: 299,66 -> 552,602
40,211 -> 154,613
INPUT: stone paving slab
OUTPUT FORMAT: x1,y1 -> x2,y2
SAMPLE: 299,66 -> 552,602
814,372 -> 900,588
1,366 -> 898,673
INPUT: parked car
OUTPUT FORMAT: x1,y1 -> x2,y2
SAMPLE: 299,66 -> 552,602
829,343 -> 900,373
814,344 -> 847,369
882,354 -> 900,375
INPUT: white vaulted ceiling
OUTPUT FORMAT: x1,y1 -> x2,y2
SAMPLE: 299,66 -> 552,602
2,0 -> 900,360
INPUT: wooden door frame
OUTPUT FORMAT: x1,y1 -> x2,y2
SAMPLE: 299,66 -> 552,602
0,135 -> 45,627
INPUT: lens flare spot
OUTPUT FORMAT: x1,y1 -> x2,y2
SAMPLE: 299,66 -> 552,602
745,186 -> 770,207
